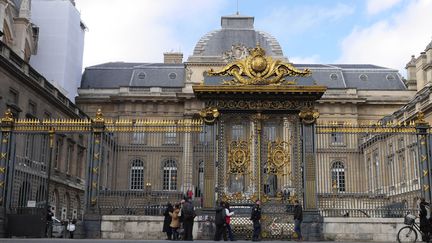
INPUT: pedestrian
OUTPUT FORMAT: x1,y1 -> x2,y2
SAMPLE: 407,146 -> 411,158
46,206 -> 54,238
250,200 -> 262,242
187,189 -> 194,200
182,197 -> 196,241
66,218 -> 76,238
214,201 -> 227,241
419,197 -> 431,242
163,202 -> 174,240
170,204 -> 181,240
293,199 -> 303,241
225,202 -> 235,241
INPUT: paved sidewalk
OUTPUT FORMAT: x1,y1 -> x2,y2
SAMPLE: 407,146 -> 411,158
0,239 -> 397,243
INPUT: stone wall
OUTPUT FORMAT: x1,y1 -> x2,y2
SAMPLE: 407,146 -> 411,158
100,215 -> 406,241
101,215 -> 214,240
323,217 -> 405,242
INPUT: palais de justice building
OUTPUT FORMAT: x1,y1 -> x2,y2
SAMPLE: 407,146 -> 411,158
76,14 -> 420,200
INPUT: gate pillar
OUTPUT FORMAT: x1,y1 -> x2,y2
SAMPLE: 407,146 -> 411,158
415,112 -> 432,203
0,109 -> 14,237
83,109 -> 105,239
299,108 -> 323,241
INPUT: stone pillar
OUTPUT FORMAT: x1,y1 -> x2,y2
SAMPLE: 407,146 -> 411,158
416,112 -> 432,202
282,117 -> 290,189
0,109 -> 14,237
84,109 -> 105,239
182,120 -> 193,192
299,108 -> 322,241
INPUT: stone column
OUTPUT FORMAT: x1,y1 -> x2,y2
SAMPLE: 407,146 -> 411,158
415,113 -> 432,202
182,119 -> 193,193
282,117 -> 290,189
299,108 -> 322,241
0,109 -> 14,237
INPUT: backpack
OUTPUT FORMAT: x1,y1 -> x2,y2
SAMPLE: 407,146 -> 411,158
182,202 -> 196,220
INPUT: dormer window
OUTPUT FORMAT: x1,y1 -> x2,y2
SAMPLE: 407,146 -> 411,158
359,74 -> 368,81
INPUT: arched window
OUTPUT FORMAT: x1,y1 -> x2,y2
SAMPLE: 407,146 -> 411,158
64,193 -> 70,220
130,159 -> 144,190
331,161 -> 345,192
163,159 -> 177,191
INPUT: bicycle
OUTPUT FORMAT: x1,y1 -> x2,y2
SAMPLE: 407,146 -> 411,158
397,214 -> 431,243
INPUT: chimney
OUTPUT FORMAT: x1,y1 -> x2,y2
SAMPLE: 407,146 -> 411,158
164,52 -> 183,64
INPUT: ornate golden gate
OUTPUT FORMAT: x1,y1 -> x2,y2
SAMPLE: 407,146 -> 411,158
194,45 -> 326,240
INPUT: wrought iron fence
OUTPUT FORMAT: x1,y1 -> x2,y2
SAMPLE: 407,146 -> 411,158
316,122 -> 422,217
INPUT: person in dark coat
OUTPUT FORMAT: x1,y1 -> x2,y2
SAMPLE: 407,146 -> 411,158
250,200 -> 262,241
46,206 -> 54,238
214,201 -> 227,241
293,199 -> 303,241
419,198 -> 431,242
163,203 -> 174,240
182,197 -> 196,241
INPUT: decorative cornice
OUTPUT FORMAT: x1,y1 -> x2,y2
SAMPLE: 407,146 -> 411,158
193,85 -> 327,94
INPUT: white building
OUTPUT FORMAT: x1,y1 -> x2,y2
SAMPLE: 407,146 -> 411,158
30,0 -> 85,101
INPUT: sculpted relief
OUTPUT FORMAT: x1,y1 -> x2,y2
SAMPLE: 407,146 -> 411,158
222,43 -> 250,62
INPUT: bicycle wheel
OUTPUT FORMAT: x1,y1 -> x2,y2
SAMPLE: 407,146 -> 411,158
397,226 -> 418,243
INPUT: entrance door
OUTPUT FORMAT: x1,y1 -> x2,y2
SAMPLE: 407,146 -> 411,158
217,113 -> 303,239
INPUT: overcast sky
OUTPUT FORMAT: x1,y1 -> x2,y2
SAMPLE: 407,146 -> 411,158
74,0 -> 432,76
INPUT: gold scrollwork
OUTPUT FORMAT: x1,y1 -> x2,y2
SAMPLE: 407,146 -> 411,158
94,108 -> 104,123
267,139 -> 291,176
415,112 -> 428,125
299,109 -> 319,125
227,140 -> 251,175
199,107 -> 220,124
208,44 -> 311,85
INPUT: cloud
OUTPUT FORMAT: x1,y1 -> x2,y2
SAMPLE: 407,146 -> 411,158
74,0 -> 226,68
290,55 -> 321,64
366,0 -> 403,15
338,0 -> 432,74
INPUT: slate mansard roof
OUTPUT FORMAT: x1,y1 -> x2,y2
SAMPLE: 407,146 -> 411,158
80,63 -> 185,89
81,62 -> 406,91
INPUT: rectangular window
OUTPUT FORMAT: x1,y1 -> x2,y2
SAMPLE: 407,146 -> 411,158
398,137 -> 405,150
40,135 -> 49,165
76,148 -> 85,178
24,134 -> 33,159
264,126 -> 276,141
373,151 -> 380,190
54,138 -> 63,169
28,100 -> 37,116
132,132 -> 146,144
164,132 -> 177,145
232,124 -> 244,141
66,143 -> 74,174
399,153 -> 406,181
330,133 -> 344,145
8,88 -> 19,104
